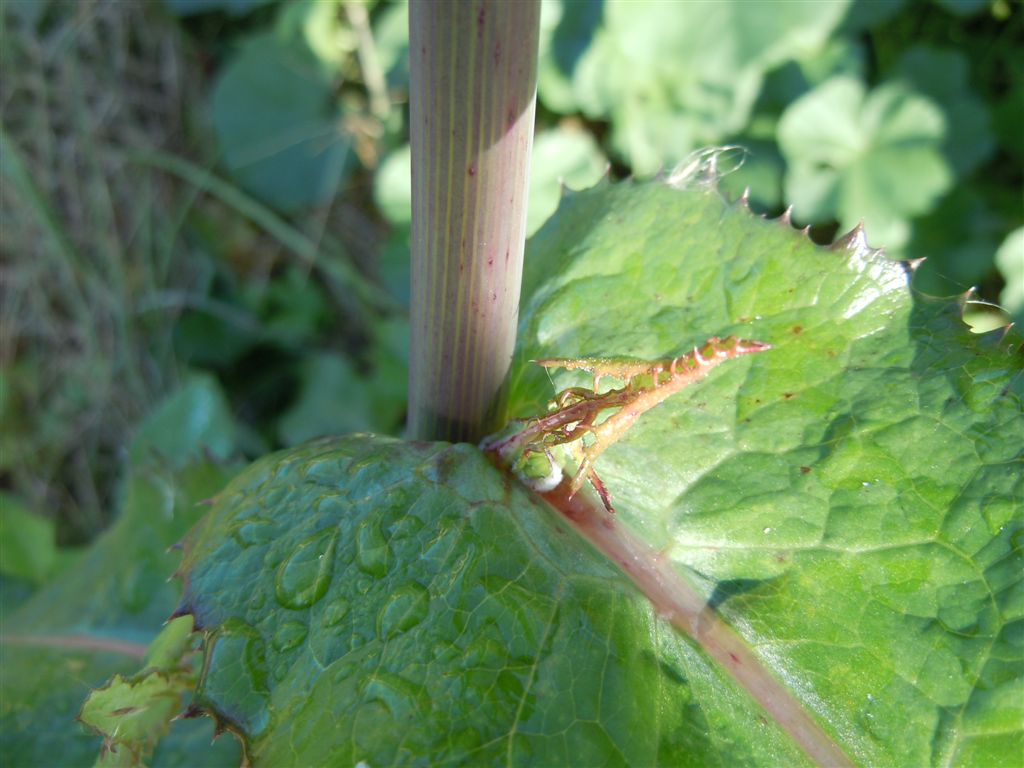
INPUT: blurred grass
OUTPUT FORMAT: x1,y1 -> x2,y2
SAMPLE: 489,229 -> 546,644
1,1 -> 208,541
1,0 -> 1017,547
0,1 -> 404,544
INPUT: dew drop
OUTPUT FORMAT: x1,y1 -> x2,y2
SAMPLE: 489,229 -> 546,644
332,662 -> 357,683
249,591 -> 267,611
356,520 -> 390,577
321,597 -> 350,628
275,527 -> 338,609
263,486 -> 287,507
377,583 -> 430,639
232,519 -> 276,548
763,527 -> 773,534
272,620 -> 308,652
362,671 -> 423,718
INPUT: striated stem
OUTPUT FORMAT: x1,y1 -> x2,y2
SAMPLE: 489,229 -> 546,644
408,0 -> 541,442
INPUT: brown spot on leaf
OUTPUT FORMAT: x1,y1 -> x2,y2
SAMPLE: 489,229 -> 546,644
800,465 -> 812,474
783,392 -> 795,400
791,324 -> 803,334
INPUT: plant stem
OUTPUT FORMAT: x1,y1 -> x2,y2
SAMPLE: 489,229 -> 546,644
407,0 -> 540,442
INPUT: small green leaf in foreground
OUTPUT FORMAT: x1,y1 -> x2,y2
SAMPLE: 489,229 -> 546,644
0,378 -> 244,767
80,617 -> 197,768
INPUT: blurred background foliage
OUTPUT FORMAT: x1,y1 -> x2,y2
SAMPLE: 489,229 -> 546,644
0,0 -> 1020,562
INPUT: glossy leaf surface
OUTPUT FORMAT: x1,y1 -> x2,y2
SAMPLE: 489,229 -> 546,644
513,180 -> 1023,767
181,182 -> 1021,766
180,437 -> 809,766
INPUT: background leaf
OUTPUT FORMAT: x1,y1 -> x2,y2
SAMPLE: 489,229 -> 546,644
161,0 -> 275,16
554,0 -> 851,174
209,32 -> 354,211
0,494 -> 57,586
778,76 -> 953,248
891,46 -> 995,177
995,227 -> 1024,324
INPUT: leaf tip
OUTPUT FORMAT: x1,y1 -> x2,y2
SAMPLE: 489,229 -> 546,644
737,187 -> 751,210
167,601 -> 205,631
830,220 -> 884,260
904,256 -> 927,274
957,286 -> 979,307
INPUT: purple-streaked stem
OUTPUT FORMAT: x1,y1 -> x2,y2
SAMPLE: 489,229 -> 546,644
407,0 -> 541,442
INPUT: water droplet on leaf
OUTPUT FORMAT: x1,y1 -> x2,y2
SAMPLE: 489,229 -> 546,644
377,583 -> 429,639
272,620 -> 308,652
321,597 -> 350,628
356,520 -> 390,577
275,527 -> 338,609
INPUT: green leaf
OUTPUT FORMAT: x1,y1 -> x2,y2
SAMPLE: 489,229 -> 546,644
0,494 -> 56,585
1,380 -> 245,767
778,75 -> 953,248
996,227 -> 1024,322
79,618 -> 197,768
130,374 -> 237,470
371,1 -> 410,90
0,461 -> 241,768
536,0 -> 604,114
839,0 -> 906,32
933,0 -> 990,15
276,352 -> 374,444
161,0 -> 275,16
525,126 -> 607,236
514,180 -> 1022,766
554,0 -> 851,174
717,140 -> 785,212
275,0 -> 356,70
373,144 -> 412,226
175,182 -> 1020,766
209,33 -> 354,212
905,187 -> 1003,296
178,437 -> 811,766
892,46 -> 995,176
